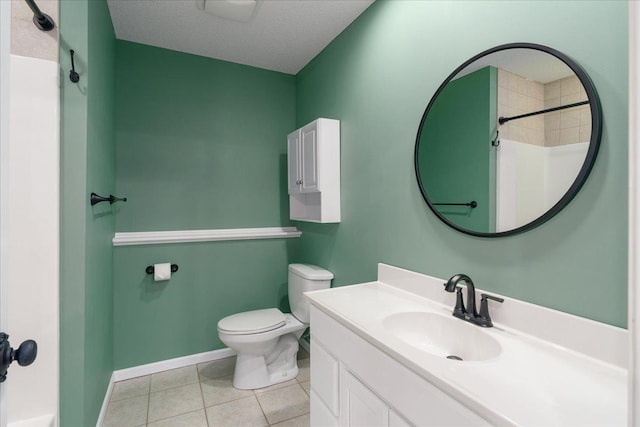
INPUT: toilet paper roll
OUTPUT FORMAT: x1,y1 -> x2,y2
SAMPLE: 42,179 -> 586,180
154,263 -> 171,281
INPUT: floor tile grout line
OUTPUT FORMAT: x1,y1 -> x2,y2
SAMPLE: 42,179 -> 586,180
259,382 -> 310,426
146,408 -> 205,426
147,382 -> 206,424
109,356 -> 312,427
109,391 -> 149,404
109,375 -> 153,405
145,376 -> 151,426
149,379 -> 201,394
268,411 -> 311,427
254,386 -> 272,426
197,375 -> 211,427
149,365 -> 201,394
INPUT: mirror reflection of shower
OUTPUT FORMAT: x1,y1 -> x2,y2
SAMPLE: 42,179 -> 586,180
415,45 -> 600,236
493,61 -> 590,232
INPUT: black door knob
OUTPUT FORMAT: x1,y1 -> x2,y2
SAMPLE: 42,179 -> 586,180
14,340 -> 37,366
0,333 -> 37,383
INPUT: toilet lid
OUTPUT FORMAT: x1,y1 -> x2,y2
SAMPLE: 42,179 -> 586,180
218,308 -> 286,335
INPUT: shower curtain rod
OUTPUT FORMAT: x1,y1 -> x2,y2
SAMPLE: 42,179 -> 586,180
24,0 -> 55,31
498,100 -> 589,125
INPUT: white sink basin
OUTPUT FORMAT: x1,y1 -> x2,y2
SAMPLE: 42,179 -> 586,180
382,312 -> 502,362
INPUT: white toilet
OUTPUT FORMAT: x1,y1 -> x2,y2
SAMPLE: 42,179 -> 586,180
217,263 -> 333,389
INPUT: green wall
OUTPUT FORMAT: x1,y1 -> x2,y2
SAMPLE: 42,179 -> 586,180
113,41 -> 296,368
419,67 -> 496,232
295,0 -> 628,327
59,0 -> 115,425
59,2 -> 628,417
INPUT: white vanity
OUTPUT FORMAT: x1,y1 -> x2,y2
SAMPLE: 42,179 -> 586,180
305,264 -> 627,426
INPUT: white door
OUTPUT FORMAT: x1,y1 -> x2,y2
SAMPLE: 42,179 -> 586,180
0,0 -> 10,424
300,121 -> 319,193
629,2 -> 640,424
0,5 -> 41,426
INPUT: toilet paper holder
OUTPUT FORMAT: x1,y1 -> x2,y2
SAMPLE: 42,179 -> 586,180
145,264 -> 179,275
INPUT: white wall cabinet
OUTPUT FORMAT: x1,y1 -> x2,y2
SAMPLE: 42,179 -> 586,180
287,118 -> 340,222
309,306 -> 491,427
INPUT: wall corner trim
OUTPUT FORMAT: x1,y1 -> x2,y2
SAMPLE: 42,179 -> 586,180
112,226 -> 302,246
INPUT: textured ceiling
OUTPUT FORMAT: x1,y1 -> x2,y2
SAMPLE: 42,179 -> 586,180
106,0 -> 374,75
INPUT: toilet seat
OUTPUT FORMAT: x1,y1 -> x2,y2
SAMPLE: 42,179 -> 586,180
218,308 -> 286,335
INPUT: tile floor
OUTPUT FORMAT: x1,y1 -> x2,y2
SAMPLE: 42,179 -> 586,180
102,349 -> 311,427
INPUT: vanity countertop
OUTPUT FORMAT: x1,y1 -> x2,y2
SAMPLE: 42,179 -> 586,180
305,265 -> 627,426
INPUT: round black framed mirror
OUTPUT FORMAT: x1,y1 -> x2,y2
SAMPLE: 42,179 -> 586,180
415,43 -> 601,237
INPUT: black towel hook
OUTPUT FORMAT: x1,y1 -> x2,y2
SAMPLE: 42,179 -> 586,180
90,193 -> 127,206
491,130 -> 500,147
69,50 -> 80,83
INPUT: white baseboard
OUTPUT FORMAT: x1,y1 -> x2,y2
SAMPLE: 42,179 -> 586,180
97,348 -> 236,426
112,347 -> 236,382
95,373 -> 115,427
97,343 -> 315,426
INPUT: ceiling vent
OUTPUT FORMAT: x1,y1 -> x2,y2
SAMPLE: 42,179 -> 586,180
195,0 -> 259,23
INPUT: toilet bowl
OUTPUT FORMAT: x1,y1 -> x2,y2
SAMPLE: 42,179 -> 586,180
217,264 -> 333,389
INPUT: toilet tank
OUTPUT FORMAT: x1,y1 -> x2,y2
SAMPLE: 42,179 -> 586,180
288,264 -> 333,323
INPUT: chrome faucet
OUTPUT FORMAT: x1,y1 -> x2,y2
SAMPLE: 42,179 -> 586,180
443,274 -> 503,327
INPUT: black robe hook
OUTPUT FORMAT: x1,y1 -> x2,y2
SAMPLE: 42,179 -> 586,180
69,50 -> 80,83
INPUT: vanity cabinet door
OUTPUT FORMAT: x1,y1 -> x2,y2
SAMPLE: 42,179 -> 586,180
389,410 -> 413,427
287,130 -> 301,194
311,340 -> 339,415
340,367 -> 389,427
311,390 -> 339,427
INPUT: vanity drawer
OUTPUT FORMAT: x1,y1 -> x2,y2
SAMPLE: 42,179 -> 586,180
311,338 -> 340,415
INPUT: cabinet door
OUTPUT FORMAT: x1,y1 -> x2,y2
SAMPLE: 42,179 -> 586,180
287,130 -> 301,194
300,121 -> 319,192
340,368 -> 389,427
389,410 -> 413,427
311,340 -> 339,415
311,390 -> 339,427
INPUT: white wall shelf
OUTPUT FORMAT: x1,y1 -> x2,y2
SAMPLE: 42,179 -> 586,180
288,118 -> 341,223
112,226 -> 302,246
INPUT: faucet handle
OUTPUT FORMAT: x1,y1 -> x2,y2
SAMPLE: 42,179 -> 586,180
452,288 -> 466,320
481,293 -> 504,304
476,293 -> 504,327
